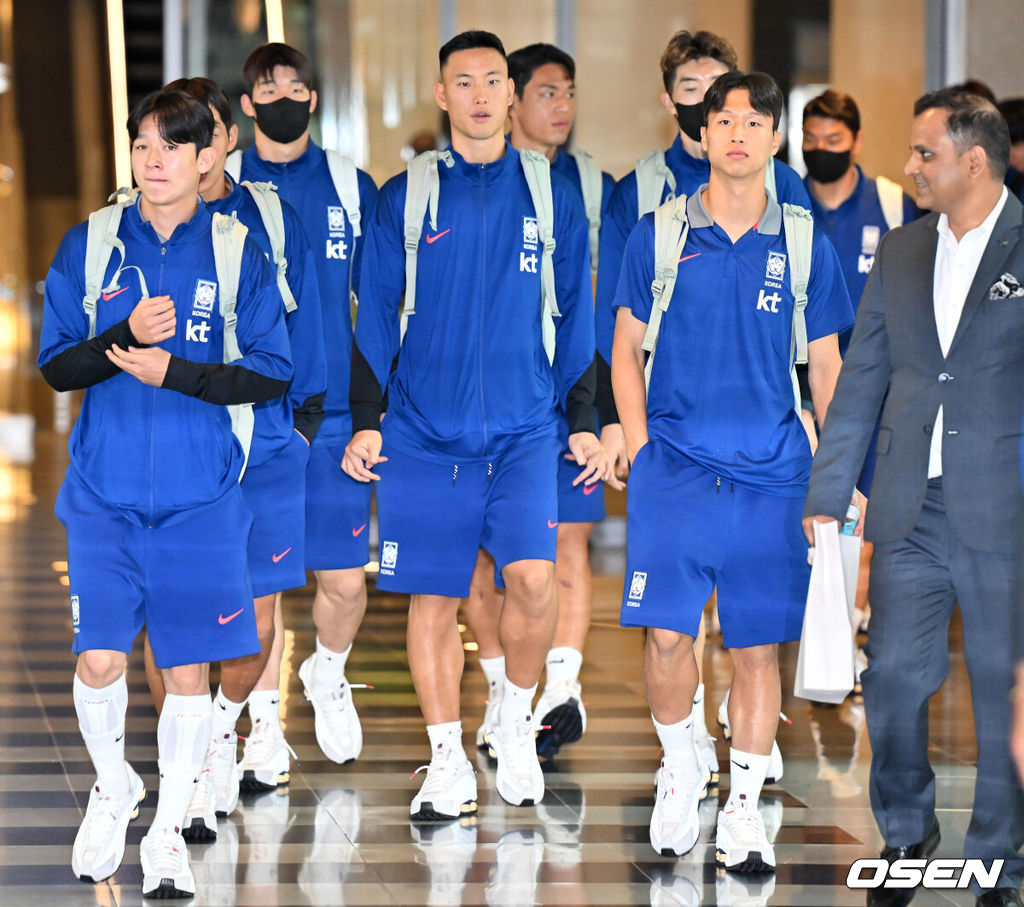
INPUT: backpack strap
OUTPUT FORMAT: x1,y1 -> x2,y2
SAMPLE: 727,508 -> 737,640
635,150 -> 676,219
326,149 -> 362,238
211,211 -> 255,477
642,194 -> 690,390
225,149 -> 242,183
875,175 -> 905,230
520,149 -> 560,366
569,148 -> 602,273
764,156 -> 778,199
242,180 -> 298,313
782,202 -> 814,410
401,149 -> 453,342
83,192 -> 147,340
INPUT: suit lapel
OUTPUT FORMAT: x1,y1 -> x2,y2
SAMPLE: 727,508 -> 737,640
946,194 -> 1024,358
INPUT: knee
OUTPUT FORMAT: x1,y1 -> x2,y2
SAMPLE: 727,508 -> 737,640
503,560 -> 555,607
647,627 -> 691,659
77,650 -> 127,687
730,643 -> 778,676
162,663 -> 209,697
317,568 -> 366,610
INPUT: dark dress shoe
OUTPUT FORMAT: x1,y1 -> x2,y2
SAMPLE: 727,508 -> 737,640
976,889 -> 1023,906
865,818 -> 941,906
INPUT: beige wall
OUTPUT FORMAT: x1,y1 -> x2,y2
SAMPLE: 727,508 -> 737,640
966,0 -> 1024,98
830,0 -> 926,192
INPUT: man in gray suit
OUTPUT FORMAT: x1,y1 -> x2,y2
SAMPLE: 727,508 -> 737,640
804,89 -> 1024,907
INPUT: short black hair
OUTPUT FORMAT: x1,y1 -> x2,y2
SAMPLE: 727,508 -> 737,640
242,42 -> 313,96
997,97 -> 1024,146
439,30 -> 506,71
660,30 -> 737,94
946,79 -> 996,103
703,71 -> 783,131
914,88 -> 1010,179
127,89 -> 214,150
508,43 -> 575,99
164,77 -> 233,129
803,89 -> 860,134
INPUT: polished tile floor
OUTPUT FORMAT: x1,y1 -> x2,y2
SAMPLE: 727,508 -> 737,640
0,375 -> 1005,906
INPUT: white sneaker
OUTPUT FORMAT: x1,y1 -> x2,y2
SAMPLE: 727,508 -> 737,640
485,830 -> 544,906
716,796 -> 776,873
298,654 -> 363,763
410,746 -> 478,821
649,758 -> 707,857
71,764 -> 146,882
717,689 -> 732,740
182,761 -> 218,843
238,718 -> 294,791
487,719 -> 545,806
533,680 -> 586,758
209,732 -> 240,817
694,728 -> 720,786
475,685 -> 503,751
140,826 -> 195,899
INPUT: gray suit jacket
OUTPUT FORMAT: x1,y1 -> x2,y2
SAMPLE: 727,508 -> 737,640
804,192 -> 1024,554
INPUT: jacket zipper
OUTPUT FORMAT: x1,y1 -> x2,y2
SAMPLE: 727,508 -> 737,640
148,243 -> 168,526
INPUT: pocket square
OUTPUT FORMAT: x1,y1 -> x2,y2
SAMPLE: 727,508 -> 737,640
989,272 -> 1024,299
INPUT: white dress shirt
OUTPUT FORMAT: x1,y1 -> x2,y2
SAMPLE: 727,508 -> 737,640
928,186 -> 1008,478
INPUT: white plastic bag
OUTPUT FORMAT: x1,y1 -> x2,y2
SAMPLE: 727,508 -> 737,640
794,520 -> 861,703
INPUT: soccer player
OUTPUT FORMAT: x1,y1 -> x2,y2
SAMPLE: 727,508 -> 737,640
611,71 -> 851,867
460,41 -> 624,759
39,89 -> 292,898
232,43 -> 378,777
343,30 -> 608,820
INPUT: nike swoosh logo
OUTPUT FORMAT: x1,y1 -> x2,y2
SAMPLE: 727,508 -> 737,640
678,252 -> 701,264
218,608 -> 244,625
271,547 -> 292,563
352,523 -> 367,537
101,286 -> 130,301
731,760 -> 750,771
425,229 -> 450,244
114,733 -> 124,743
548,519 -> 558,529
583,483 -> 598,495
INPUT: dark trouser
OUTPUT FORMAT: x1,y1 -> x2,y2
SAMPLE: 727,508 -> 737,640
864,478 -> 1024,890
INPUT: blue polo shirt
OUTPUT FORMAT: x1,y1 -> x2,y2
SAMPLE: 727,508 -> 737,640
805,166 -> 920,353
615,187 -> 854,496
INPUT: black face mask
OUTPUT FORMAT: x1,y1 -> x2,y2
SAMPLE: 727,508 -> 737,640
803,148 -> 851,184
674,102 -> 705,143
253,97 -> 311,144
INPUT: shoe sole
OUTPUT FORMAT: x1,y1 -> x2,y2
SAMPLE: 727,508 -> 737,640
239,768 -> 290,792
716,849 -> 775,873
181,817 -> 217,844
535,700 -> 584,758
717,718 -> 731,742
143,879 -> 196,899
73,781 -> 146,883
410,799 -> 477,822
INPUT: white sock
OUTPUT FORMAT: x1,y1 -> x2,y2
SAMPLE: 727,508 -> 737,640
479,656 -> 505,700
312,638 -> 350,687
653,710 -> 698,771
726,747 -> 770,809
426,721 -> 465,760
211,685 -> 245,739
152,693 -> 212,833
498,678 -> 537,730
247,688 -> 282,728
692,683 -> 710,738
74,673 -> 131,795
544,647 -> 583,689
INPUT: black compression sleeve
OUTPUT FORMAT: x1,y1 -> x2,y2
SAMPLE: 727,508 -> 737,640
595,353 -> 620,426
293,392 -> 326,444
161,356 -> 290,405
39,316 -> 141,391
350,343 -> 384,433
565,358 -> 597,435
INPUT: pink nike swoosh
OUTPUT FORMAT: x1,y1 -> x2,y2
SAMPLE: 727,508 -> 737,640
548,519 -> 558,529
271,547 -> 292,563
102,286 -> 130,301
583,484 -> 598,495
218,608 -> 244,625
678,252 -> 701,264
425,229 -> 451,244
352,523 -> 367,537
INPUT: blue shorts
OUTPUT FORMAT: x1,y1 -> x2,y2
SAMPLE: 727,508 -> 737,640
620,440 -> 809,648
56,471 -> 258,669
241,431 -> 310,597
304,436 -> 373,571
557,444 -> 606,523
374,435 -> 560,597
